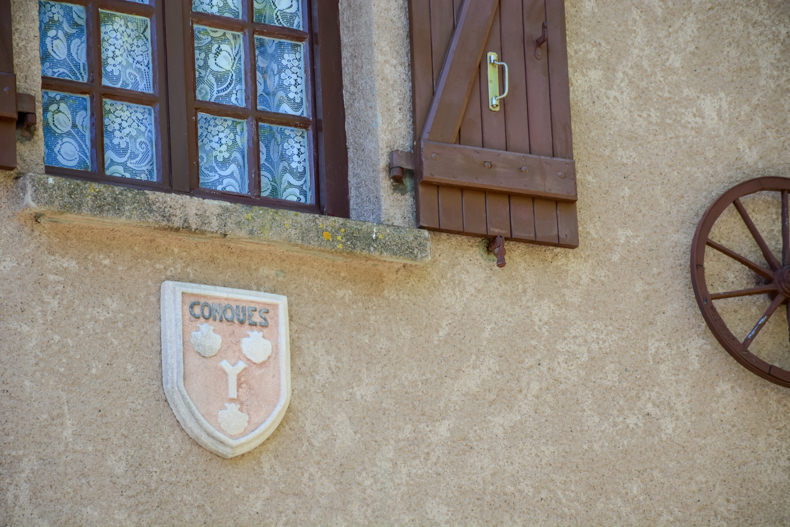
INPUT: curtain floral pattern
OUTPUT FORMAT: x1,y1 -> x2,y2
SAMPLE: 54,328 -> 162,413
103,100 -> 157,181
259,123 -> 310,202
39,0 -> 87,82
42,90 -> 91,170
198,113 -> 249,193
193,0 -> 242,19
255,36 -> 306,116
254,0 -> 302,30
100,10 -> 153,93
194,26 -> 245,107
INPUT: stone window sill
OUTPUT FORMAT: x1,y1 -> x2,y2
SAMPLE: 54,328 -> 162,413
18,174 -> 431,264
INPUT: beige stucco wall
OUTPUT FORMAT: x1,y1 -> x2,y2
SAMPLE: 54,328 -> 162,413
2,0 -> 790,524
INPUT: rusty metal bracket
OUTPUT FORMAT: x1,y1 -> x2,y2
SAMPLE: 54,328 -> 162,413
16,92 -> 36,139
389,150 -> 416,184
487,235 -> 506,268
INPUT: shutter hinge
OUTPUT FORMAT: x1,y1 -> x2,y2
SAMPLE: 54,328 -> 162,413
388,150 -> 416,184
0,73 -> 36,136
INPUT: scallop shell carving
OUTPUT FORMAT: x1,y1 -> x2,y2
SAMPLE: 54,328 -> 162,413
241,331 -> 272,364
190,323 -> 222,358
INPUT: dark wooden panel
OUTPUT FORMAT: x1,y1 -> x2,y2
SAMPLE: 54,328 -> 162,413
409,0 -> 439,228
523,0 -> 558,243
422,140 -> 576,199
546,0 -> 578,248
486,193 -> 511,237
313,0 -> 348,216
430,0 -> 455,90
557,201 -> 579,247
408,0 -> 434,141
546,0 -> 572,159
432,0 -> 462,231
501,0 -> 530,154
418,183 -> 440,229
480,7 -> 510,237
534,198 -> 559,244
439,186 -> 464,232
463,190 -> 488,234
511,195 -> 536,241
423,0 -> 498,143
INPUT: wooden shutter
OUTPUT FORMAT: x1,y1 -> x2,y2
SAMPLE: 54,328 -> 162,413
408,0 -> 578,247
0,0 -> 17,170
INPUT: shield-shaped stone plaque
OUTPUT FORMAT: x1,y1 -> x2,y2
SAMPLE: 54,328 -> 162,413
161,281 -> 290,458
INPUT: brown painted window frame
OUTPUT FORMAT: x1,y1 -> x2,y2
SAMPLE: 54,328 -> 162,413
41,0 -> 349,217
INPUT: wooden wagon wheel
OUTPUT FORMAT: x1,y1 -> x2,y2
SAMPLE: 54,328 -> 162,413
691,177 -> 790,387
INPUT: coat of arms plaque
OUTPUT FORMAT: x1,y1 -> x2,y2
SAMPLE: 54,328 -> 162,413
161,281 -> 291,457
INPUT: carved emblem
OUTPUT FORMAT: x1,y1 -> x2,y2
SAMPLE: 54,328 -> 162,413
161,281 -> 291,458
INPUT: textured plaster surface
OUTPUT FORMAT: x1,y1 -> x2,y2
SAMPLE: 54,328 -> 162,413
3,0 -> 790,525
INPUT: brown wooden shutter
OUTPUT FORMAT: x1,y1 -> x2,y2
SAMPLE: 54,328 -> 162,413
0,0 -> 18,170
407,0 -> 578,247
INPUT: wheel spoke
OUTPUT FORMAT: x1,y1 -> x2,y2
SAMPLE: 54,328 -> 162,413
733,198 -> 781,270
710,285 -> 777,300
742,293 -> 785,349
706,239 -> 774,280
782,190 -> 789,266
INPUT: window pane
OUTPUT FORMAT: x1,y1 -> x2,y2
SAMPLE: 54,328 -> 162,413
39,1 -> 87,82
259,123 -> 310,203
254,0 -> 302,30
194,26 -> 245,107
198,113 -> 248,193
192,0 -> 242,19
103,100 -> 157,182
255,36 -> 306,117
42,90 -> 91,170
100,10 -> 154,93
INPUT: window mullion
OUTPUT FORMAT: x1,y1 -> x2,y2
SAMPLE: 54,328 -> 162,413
165,0 -> 191,192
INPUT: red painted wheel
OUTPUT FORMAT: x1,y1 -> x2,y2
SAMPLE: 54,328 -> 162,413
691,177 -> 790,387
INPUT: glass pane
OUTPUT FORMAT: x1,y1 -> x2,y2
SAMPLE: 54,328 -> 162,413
192,0 -> 242,19
198,113 -> 248,193
259,123 -> 310,203
255,36 -> 306,116
194,26 -> 245,107
254,0 -> 302,30
103,99 -> 157,182
127,0 -> 149,3
39,1 -> 87,82
100,10 -> 153,93
42,90 -> 91,170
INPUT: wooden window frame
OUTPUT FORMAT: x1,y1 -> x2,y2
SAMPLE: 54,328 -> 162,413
40,0 -> 349,217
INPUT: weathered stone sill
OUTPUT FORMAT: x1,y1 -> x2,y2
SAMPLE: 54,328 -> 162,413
18,174 -> 431,264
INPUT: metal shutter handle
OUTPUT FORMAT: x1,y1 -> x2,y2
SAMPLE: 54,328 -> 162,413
487,52 -> 509,112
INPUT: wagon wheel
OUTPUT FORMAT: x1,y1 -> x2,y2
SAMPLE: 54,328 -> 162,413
691,177 -> 790,388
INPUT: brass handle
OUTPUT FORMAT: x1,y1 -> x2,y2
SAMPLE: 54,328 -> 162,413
487,52 -> 509,112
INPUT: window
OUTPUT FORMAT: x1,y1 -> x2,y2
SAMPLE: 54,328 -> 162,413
38,0 -> 348,216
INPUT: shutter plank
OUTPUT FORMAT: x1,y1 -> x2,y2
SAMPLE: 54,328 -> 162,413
0,0 -> 16,170
546,0 -> 578,247
534,198 -> 559,243
409,0 -> 440,228
524,0 -> 557,244
431,0 -> 463,232
423,0 -> 498,144
511,196 -> 536,241
455,0 -> 487,235
480,7 -> 511,237
501,0 -> 530,154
